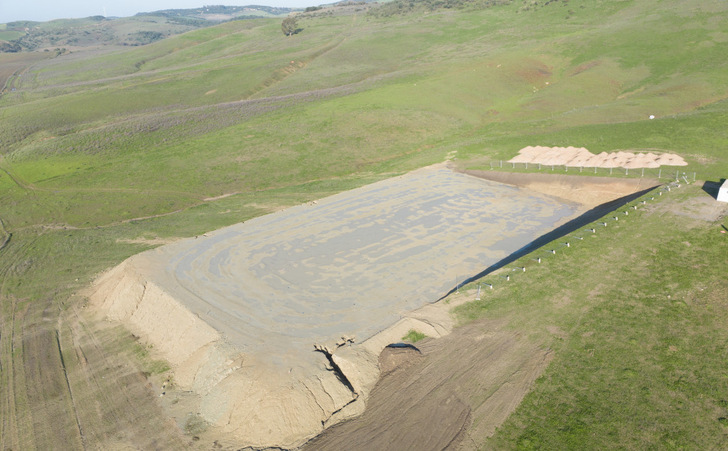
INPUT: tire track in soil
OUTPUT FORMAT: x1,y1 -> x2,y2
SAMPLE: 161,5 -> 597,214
247,14 -> 357,100
0,218 -> 11,251
0,295 -> 22,451
304,318 -> 552,450
0,226 -> 188,449
0,235 -> 36,451
62,304 -> 190,449
55,325 -> 86,449
18,303 -> 84,450
1,233 -> 82,450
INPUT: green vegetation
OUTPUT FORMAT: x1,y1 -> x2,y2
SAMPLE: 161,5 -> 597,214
0,0 -> 726,448
370,0 -> 510,17
0,30 -> 24,41
0,5 -> 295,52
403,329 -> 427,343
282,16 -> 299,36
139,5 -> 295,20
183,414 -> 209,436
132,342 -> 171,375
456,183 -> 728,449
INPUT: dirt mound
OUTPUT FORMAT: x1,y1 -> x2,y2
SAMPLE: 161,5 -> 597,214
509,146 -> 687,169
378,344 -> 423,376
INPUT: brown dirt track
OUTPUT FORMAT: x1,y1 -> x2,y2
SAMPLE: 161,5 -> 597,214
0,252 -> 188,450
304,313 -> 552,450
0,53 -> 48,94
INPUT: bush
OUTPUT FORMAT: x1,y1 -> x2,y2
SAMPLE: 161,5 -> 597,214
403,329 -> 427,343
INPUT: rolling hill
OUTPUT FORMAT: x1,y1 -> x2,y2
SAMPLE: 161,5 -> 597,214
0,5 -> 296,51
0,0 -> 726,448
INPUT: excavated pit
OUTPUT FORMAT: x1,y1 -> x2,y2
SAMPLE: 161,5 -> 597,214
89,165 -> 653,449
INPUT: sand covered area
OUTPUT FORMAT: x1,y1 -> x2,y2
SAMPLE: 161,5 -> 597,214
90,166 -> 586,448
509,146 -> 687,168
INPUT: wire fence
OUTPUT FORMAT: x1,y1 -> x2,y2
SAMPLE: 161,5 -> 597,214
462,178 -> 690,298
484,160 -> 697,183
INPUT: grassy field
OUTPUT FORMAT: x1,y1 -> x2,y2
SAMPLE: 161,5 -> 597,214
456,183 -> 728,449
1,0 -> 727,448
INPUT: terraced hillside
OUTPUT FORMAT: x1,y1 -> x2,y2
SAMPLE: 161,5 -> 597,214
1,0 -> 727,449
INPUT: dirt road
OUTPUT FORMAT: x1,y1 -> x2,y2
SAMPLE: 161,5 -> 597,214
304,316 -> 552,450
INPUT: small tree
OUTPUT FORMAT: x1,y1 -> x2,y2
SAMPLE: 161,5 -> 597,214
281,16 -> 298,36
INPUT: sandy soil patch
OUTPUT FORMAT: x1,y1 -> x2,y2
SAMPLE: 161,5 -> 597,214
461,170 -> 659,208
662,194 -> 728,224
90,165 -> 582,449
509,146 -> 687,169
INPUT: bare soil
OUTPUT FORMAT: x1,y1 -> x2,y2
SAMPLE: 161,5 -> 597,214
61,305 -> 191,450
0,245 -> 188,451
303,317 -> 552,451
461,169 -> 659,207
90,166 -> 582,449
83,167 -> 661,449
300,171 -> 656,450
663,192 -> 728,223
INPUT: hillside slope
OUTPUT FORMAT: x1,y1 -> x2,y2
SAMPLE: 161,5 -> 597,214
0,0 -> 726,449
0,5 -> 295,51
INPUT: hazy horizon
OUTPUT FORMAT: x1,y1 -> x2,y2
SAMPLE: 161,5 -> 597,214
0,1 -> 314,23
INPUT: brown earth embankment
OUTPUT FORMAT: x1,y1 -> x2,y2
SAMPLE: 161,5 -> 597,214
462,170 -> 659,207
303,317 -> 552,450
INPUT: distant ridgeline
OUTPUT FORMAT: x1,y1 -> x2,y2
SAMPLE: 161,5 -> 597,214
369,0 -> 512,17
0,5 -> 295,52
136,5 -> 295,22
366,0 -> 579,18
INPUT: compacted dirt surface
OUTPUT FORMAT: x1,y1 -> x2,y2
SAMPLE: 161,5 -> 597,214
462,170 -> 659,208
303,315 -> 552,451
87,166 -> 658,449
90,165 -> 582,449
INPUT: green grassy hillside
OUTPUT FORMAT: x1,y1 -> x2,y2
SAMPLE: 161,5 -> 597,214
457,182 -> 728,450
2,0 -> 726,229
0,5 -> 295,52
0,0 -> 726,448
